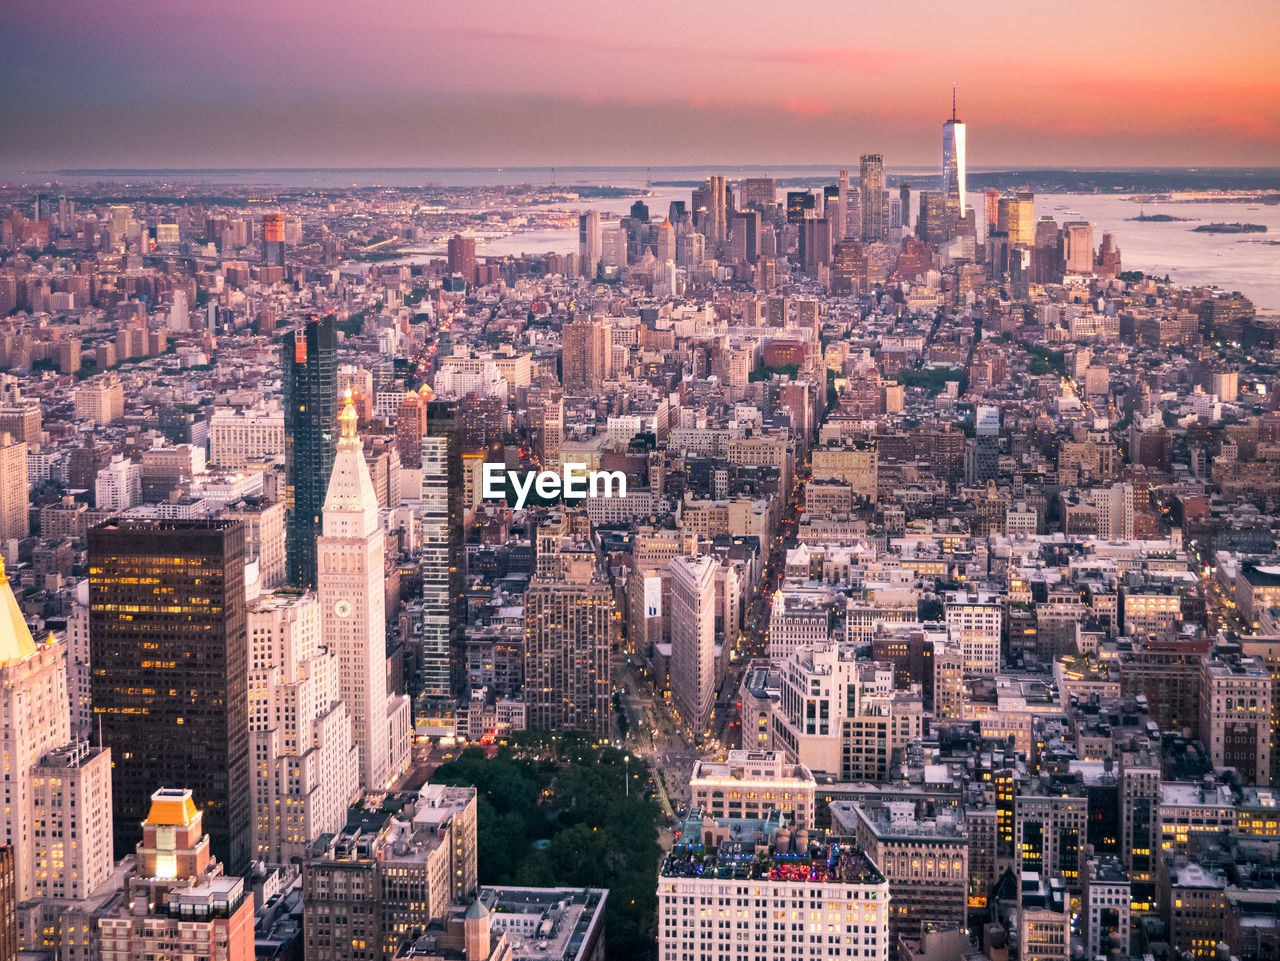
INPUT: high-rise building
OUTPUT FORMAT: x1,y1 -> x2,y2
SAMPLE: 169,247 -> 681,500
1063,220 -> 1095,274
997,192 -> 1036,245
247,591 -> 358,867
421,398 -> 463,702
669,555 -> 718,738
577,210 -> 601,279
705,175 -> 727,245
31,742 -> 113,902
0,433 -> 27,560
941,87 -> 967,235
0,558 -> 77,903
447,233 -> 477,285
860,154 -> 887,242
833,170 -> 849,242
88,518 -> 251,873
526,387 -> 564,470
740,177 -> 776,211
561,318 -> 612,391
984,188 -> 1000,234
97,789 -> 255,961
282,316 -> 338,589
262,212 -> 286,267
523,554 -> 612,734
1199,651 -> 1272,785
317,397 -> 412,792
395,387 -> 425,469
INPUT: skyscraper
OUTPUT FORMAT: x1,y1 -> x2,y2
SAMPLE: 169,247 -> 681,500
670,555 -> 718,738
705,175 -> 727,246
282,316 -> 338,589
523,554 -> 612,734
317,396 -> 411,791
247,591 -> 358,867
447,233 -> 477,285
395,387 -> 425,469
561,317 -> 611,391
942,86 -> 967,236
89,518 -> 251,874
578,210 -> 601,279
262,212 -> 286,267
420,397 -> 463,703
835,168 -> 850,242
859,154 -> 887,242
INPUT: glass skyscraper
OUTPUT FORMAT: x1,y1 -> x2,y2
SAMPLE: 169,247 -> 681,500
282,315 -> 337,589
942,86 -> 967,236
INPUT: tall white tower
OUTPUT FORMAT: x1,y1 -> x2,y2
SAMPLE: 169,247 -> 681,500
317,394 -> 411,792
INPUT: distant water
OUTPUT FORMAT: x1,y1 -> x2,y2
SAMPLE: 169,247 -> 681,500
5,166 -> 1278,310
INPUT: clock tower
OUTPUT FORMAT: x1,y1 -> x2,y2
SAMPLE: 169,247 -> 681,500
317,394 -> 411,791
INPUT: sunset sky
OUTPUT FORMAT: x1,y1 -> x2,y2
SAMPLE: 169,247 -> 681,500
2,0 -> 1278,170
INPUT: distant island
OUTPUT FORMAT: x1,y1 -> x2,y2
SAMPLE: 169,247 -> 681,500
1192,222 -> 1268,234
1128,213 -> 1193,222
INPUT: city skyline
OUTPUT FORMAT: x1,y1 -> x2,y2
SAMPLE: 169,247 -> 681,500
2,0 -> 1278,170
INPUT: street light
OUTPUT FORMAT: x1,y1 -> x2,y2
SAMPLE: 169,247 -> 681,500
624,755 -> 631,797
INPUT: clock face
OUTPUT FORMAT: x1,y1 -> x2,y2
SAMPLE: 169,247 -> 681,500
333,599 -> 353,619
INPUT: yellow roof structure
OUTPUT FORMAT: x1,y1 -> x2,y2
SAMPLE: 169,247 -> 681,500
145,788 -> 198,827
0,556 -> 37,667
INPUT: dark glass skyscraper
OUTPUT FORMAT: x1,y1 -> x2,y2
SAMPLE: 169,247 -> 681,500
282,316 -> 337,589
88,518 -> 250,874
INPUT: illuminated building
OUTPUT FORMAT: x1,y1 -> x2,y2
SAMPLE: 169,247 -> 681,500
420,398 -> 463,702
317,396 -> 411,791
88,518 -> 251,873
97,789 -> 254,961
860,154 -> 886,242
941,87 -> 967,235
262,211 -> 286,267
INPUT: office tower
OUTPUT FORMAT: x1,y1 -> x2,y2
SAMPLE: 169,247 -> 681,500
262,211 -> 286,266
675,230 -> 703,268
941,86 -> 967,234
421,399 -> 463,702
1063,220 -> 1095,274
523,554 -> 612,734
303,785 -> 477,960
689,751 -> 816,826
247,592 -> 358,867
859,154 -> 887,241
659,823 -> 890,961
31,742 -> 113,901
88,518 -> 251,873
526,387 -> 563,470
917,191 -> 949,245
798,218 -> 832,276
945,590 -> 1002,674
984,188 -> 1000,234
898,184 -> 911,229
395,387 -> 425,469
654,217 -> 676,263
831,239 -> 869,294
73,376 -> 124,426
835,168 -> 850,241
317,398 -> 411,791
600,225 -> 628,269
629,199 -> 649,221
705,174 -> 727,245
577,210 -> 601,278
0,558 -> 76,903
446,233 -> 477,284
740,177 -> 776,210
786,190 -> 817,223
97,789 -> 254,961
282,316 -> 338,589
0,434 -> 27,559
728,210 -> 760,262
669,555 -> 718,737
561,317 -> 611,391
997,192 -> 1036,245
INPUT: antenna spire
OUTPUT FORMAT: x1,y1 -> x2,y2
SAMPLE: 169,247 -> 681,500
952,83 -> 957,122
